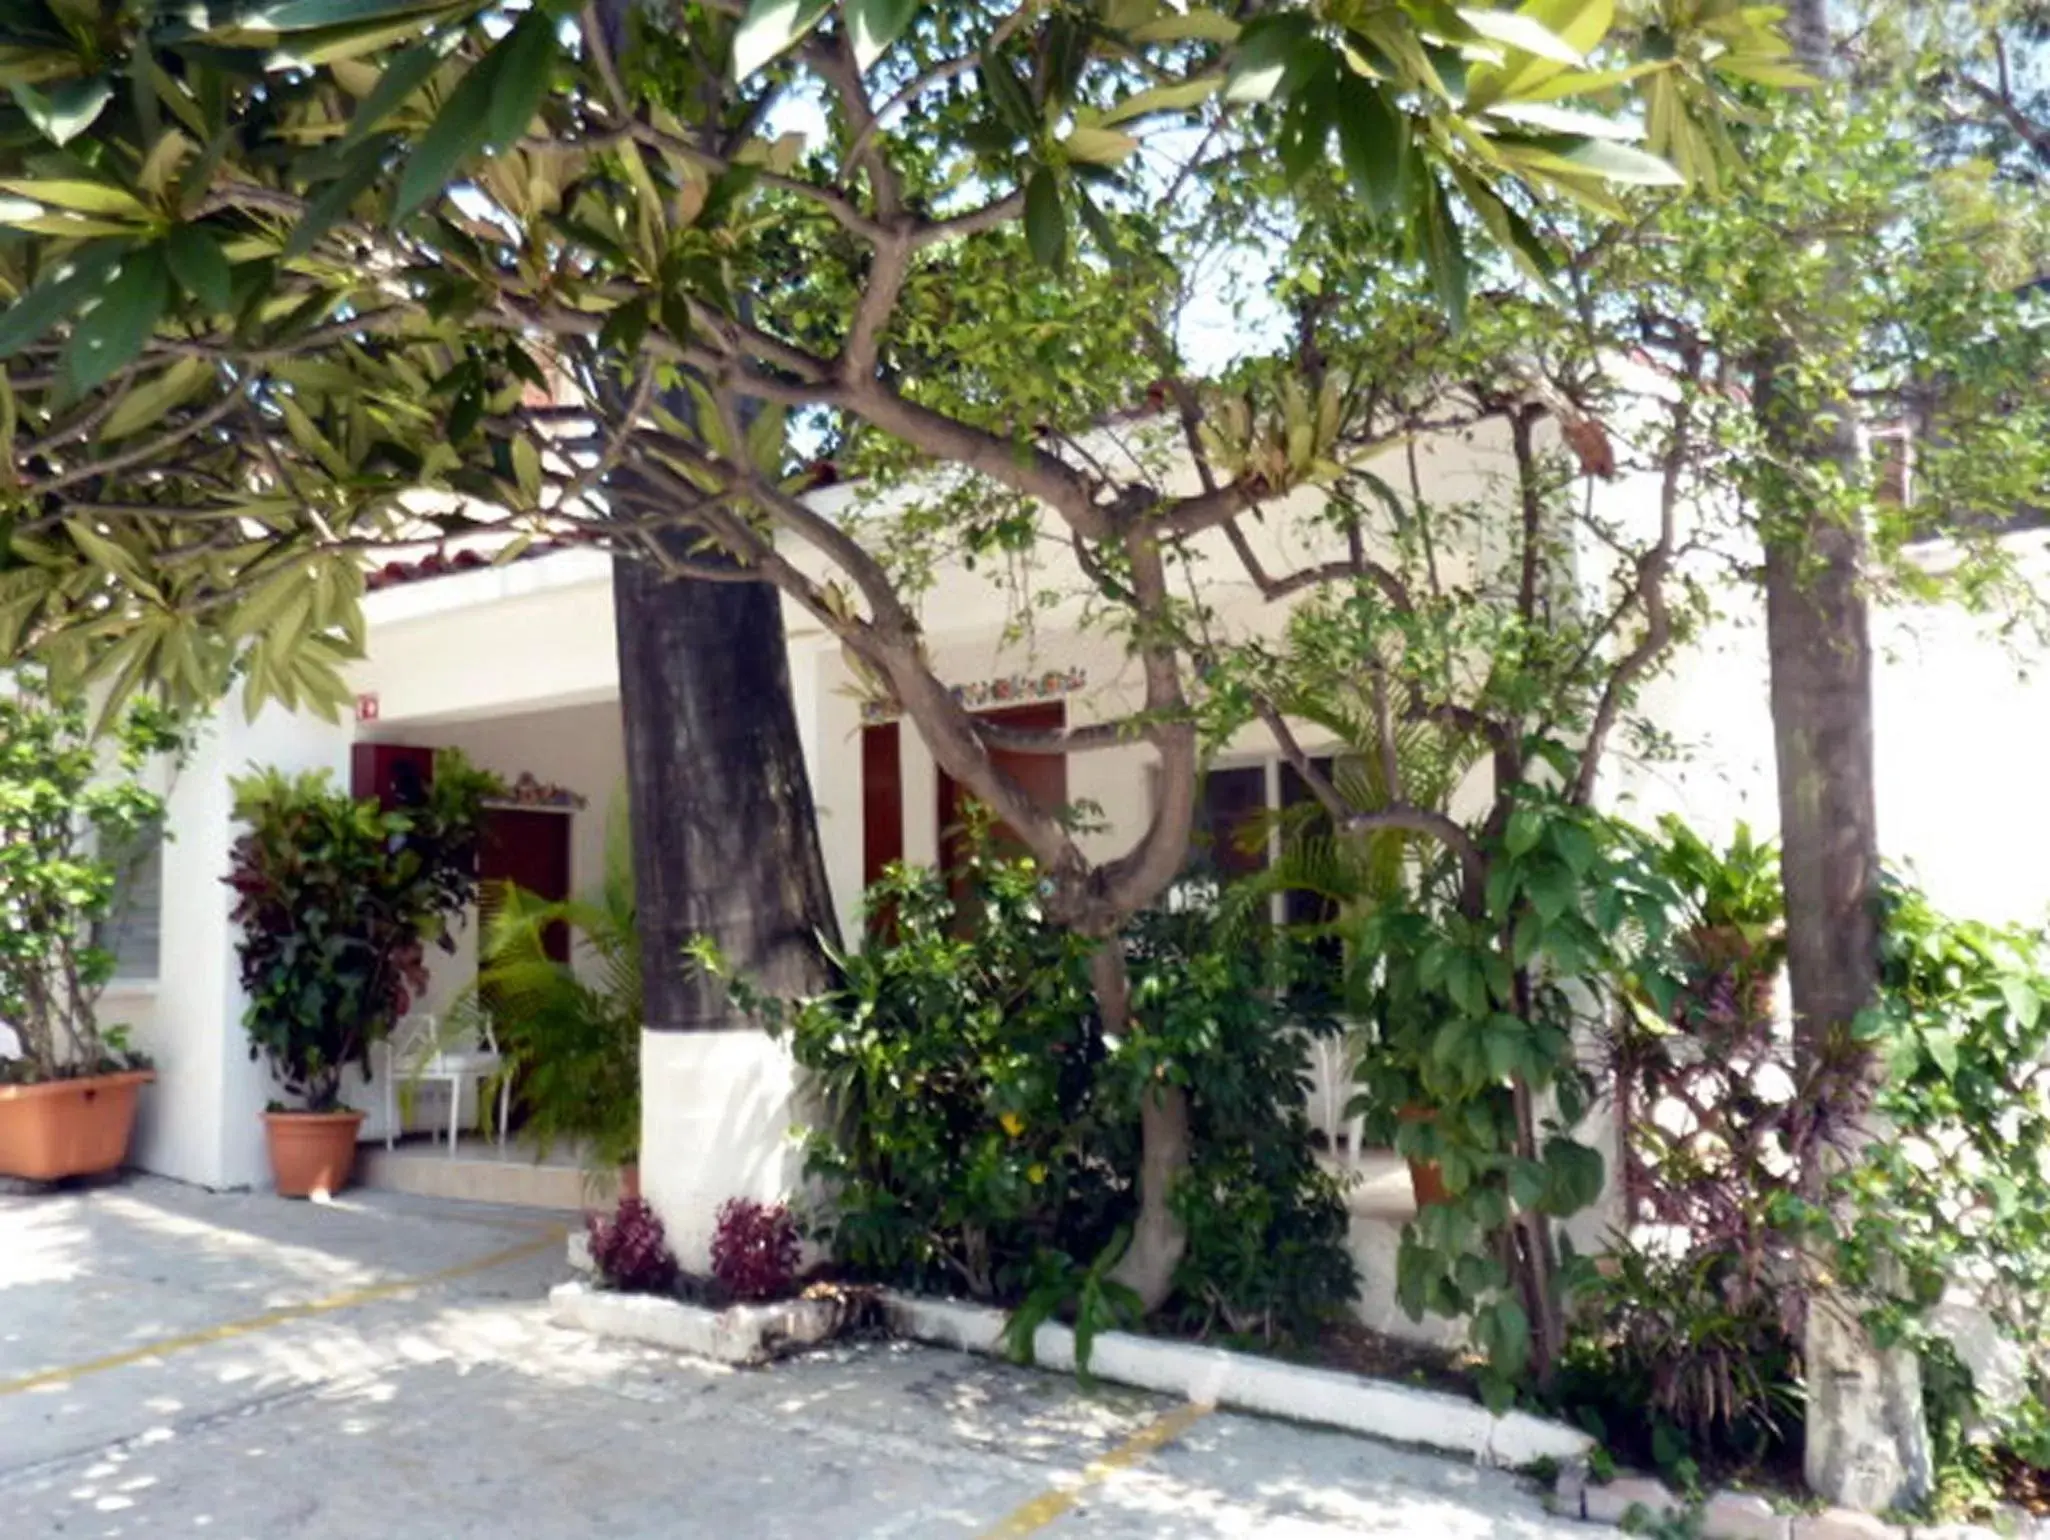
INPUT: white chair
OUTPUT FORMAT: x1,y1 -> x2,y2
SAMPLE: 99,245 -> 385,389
1304,1030 -> 1367,1163
382,1012 -> 511,1156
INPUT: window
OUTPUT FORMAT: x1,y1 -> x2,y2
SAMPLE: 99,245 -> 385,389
1183,756 -> 1338,926
98,824 -> 163,981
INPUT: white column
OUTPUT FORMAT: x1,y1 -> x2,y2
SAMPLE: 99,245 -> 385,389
639,1029 -> 815,1273
127,716 -> 239,1187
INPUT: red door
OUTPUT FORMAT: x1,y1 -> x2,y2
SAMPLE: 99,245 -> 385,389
478,808 -> 573,962
936,702 -> 1069,873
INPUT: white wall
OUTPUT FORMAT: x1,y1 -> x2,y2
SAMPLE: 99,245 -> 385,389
1606,556 -> 2050,929
129,701 -> 352,1189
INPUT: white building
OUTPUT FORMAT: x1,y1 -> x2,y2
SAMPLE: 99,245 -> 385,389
94,420 -> 2050,1336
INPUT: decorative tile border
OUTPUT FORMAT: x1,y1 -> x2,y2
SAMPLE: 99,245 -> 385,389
860,667 -> 1088,725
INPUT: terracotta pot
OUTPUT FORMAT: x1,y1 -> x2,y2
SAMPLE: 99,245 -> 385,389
264,1110 -> 367,1198
0,1069 -> 154,1182
1398,1104 -> 1450,1209
617,1161 -> 640,1202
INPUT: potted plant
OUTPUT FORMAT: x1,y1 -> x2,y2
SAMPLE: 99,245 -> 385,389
226,754 -> 494,1197
0,670 -> 183,1182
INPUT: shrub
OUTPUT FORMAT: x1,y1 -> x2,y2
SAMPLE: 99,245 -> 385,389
0,668 -> 184,1084
1844,881 -> 2050,1478
225,754 -> 495,1110
1116,898 -> 1356,1343
587,1197 -> 678,1295
710,844 -> 1358,1347
710,1198 -> 802,1302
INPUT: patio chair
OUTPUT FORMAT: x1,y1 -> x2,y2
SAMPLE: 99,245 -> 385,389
1304,1031 -> 1367,1163
382,1012 -> 511,1156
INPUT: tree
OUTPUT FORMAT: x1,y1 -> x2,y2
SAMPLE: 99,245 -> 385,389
0,0 -> 1792,1305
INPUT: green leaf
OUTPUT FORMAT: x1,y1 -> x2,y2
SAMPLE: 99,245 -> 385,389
1126,10 -> 1238,44
65,247 -> 169,393
479,11 -> 556,151
980,48 -> 1036,136
1023,167 -> 1063,271
165,224 -> 233,312
1524,134 -> 1683,186
1333,83 -> 1402,217
393,13 -> 555,219
1097,73 -> 1223,127
1225,12 -> 1312,104
0,241 -> 126,359
11,75 -> 112,145
1999,976 -> 2041,1029
1482,1015 -> 1526,1082
287,132 -> 392,256
1465,0 -> 1615,108
100,357 -> 212,439
1457,7 -> 1585,67
731,0 -> 830,79
0,177 -> 149,217
1504,807 -> 1542,857
847,0 -> 920,72
339,37 -> 444,149
1480,1298 -> 1531,1374
1541,1136 -> 1604,1214
1524,859 -> 1575,924
1419,172 -> 1467,329
1482,100 -> 1637,138
1062,124 -> 1138,165
233,0 -> 447,33
1921,1026 -> 1960,1081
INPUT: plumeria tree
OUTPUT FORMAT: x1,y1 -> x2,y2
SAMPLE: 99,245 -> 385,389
0,0 -> 1796,1302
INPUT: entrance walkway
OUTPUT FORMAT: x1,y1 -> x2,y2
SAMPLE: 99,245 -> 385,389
1,1178 -> 1584,1538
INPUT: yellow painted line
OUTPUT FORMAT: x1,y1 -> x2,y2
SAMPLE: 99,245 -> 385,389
0,1227 -> 563,1399
977,1400 -> 1214,1538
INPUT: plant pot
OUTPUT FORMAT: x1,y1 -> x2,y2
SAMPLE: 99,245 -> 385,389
0,1069 -> 154,1182
264,1110 -> 367,1198
1398,1105 -> 1450,1209
618,1160 -> 640,1202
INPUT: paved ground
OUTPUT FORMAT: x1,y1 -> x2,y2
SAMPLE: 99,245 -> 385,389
0,1177 -> 1586,1538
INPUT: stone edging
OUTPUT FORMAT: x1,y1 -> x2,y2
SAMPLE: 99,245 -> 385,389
880,1291 -> 1590,1468
1552,1467 -> 2046,1540
548,1281 -> 843,1367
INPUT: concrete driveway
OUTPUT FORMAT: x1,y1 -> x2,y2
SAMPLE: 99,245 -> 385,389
0,1178 -> 1585,1538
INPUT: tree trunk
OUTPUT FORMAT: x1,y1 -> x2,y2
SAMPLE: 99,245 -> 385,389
1094,941 -> 1189,1310
1761,0 -> 1930,1510
613,544 -> 838,1032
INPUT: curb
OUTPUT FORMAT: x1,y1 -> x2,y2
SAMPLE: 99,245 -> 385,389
1554,1467 -> 2048,1540
548,1280 -> 843,1366
880,1291 -> 1592,1469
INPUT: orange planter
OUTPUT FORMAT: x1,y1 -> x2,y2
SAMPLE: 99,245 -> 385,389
264,1110 -> 367,1198
1398,1104 -> 1451,1209
0,1069 -> 154,1182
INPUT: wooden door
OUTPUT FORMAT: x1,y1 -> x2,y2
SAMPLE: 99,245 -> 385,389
936,702 -> 1068,873
478,807 -> 573,962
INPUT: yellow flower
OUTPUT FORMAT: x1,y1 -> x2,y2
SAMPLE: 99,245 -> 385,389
999,1111 -> 1025,1138
1027,1163 -> 1047,1186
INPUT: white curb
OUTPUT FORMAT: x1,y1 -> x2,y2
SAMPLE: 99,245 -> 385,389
879,1291 -> 1592,1468
548,1281 -> 842,1366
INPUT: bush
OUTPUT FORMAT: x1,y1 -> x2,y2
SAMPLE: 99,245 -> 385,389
1116,899 -> 1356,1343
710,1199 -> 802,1302
1845,881 -> 2050,1479
713,846 -> 1357,1347
0,668 -> 183,1084
226,754 -> 495,1110
587,1197 -> 678,1295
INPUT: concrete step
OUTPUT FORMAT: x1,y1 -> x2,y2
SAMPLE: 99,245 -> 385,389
355,1137 -> 616,1213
